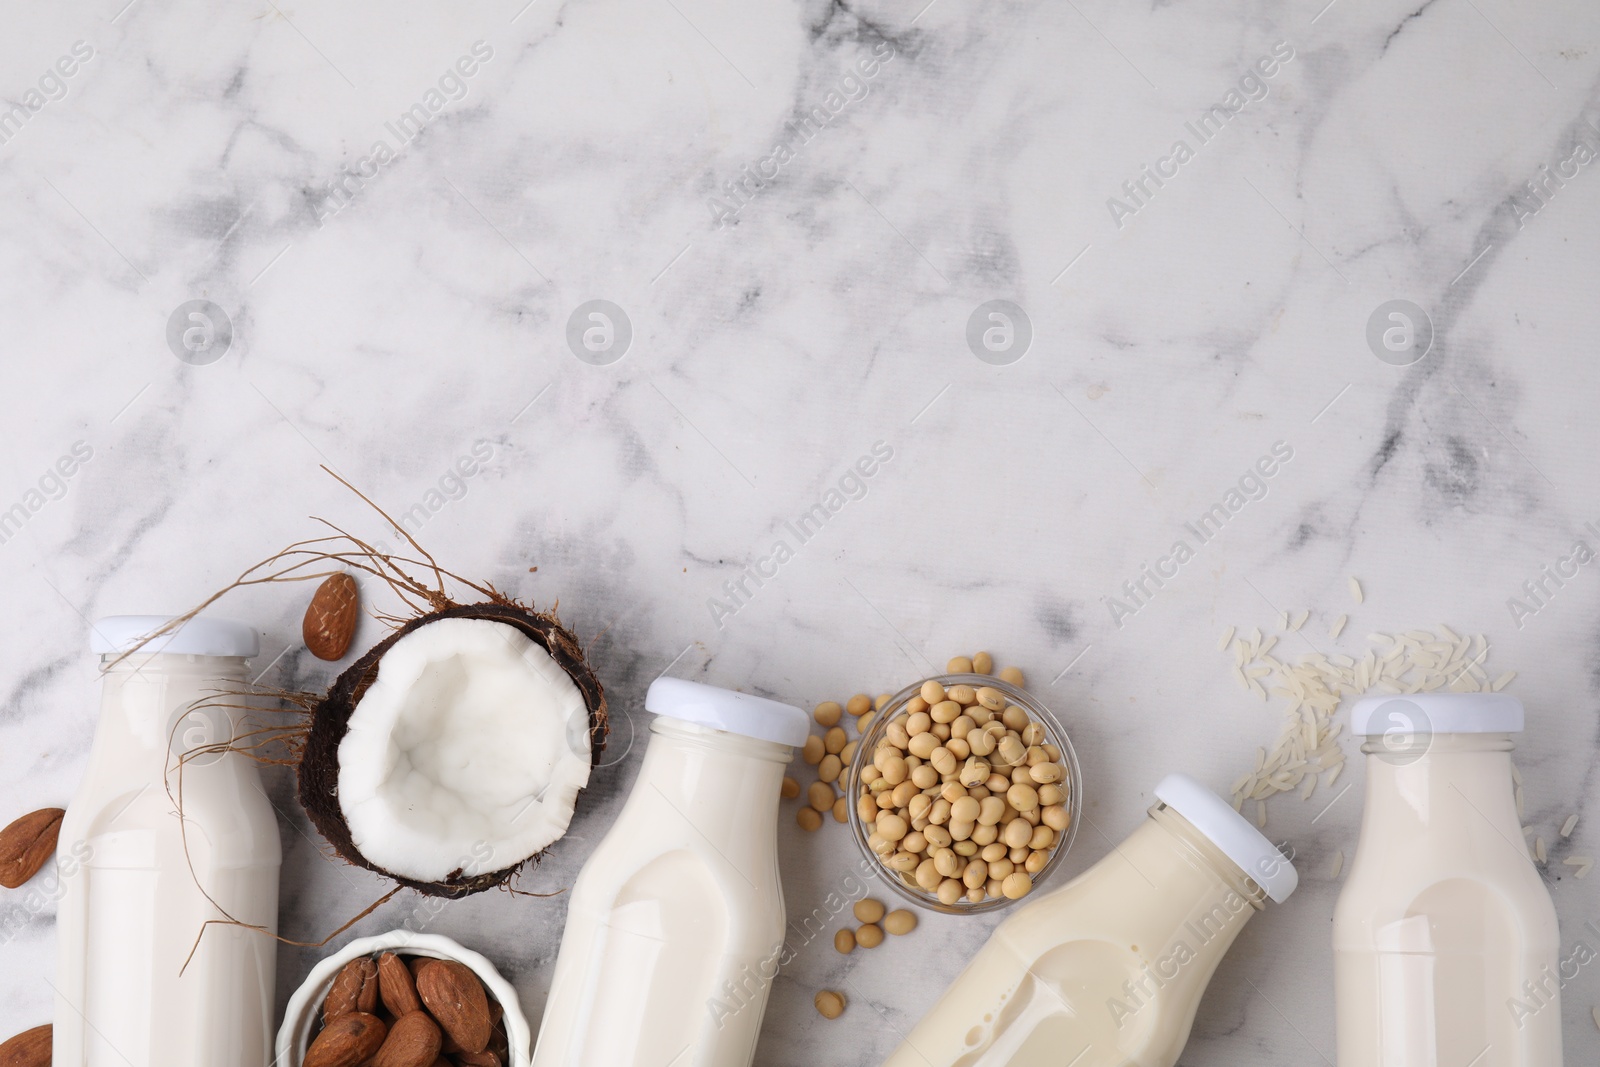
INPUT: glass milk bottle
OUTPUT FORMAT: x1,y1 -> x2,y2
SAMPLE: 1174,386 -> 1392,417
881,773 -> 1299,1067
55,616 -> 282,1067
532,678 -> 809,1067
1334,694 -> 1562,1067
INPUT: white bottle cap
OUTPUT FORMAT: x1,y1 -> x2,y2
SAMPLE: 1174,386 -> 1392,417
1351,693 -> 1523,736
1153,773 -> 1299,903
645,677 -> 810,747
90,615 -> 260,658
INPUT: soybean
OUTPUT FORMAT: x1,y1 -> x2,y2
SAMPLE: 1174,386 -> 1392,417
853,898 -> 886,924
1001,871 -> 1033,899
884,909 -> 917,935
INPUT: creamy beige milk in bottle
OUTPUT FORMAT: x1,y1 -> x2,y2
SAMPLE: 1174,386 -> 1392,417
532,678 -> 809,1067
55,616 -> 281,1067
881,773 -> 1298,1067
1334,694 -> 1562,1067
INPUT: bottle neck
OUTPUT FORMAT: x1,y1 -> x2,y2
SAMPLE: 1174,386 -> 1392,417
100,652 -> 251,681
638,717 -> 790,827
1149,803 -> 1268,911
1359,731 -> 1514,760
1360,732 -> 1520,839
96,654 -> 252,757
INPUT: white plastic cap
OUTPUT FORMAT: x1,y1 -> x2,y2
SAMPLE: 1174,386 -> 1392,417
1154,773 -> 1298,903
645,678 -> 810,747
90,615 -> 259,658
1351,693 -> 1522,736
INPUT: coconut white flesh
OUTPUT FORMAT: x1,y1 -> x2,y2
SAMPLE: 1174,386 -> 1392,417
337,616 -> 592,883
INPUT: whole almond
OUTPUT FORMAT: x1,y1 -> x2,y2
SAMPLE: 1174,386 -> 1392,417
0,808 -> 64,890
0,1024 -> 51,1067
371,1011 -> 441,1067
304,1011 -> 386,1067
323,957 -> 379,1023
416,960 -> 491,1054
357,964 -> 381,1013
303,572 -> 360,661
454,1051 -> 502,1067
378,951 -> 423,1016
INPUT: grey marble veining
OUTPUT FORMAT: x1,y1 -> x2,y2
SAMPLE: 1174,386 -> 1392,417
2,0 -> 1600,1062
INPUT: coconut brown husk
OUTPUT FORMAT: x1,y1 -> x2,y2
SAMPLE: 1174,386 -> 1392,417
300,599 -> 608,898
131,468 -> 609,924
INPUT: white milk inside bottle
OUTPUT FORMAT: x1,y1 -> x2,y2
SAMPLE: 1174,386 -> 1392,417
531,677 -> 809,1067
1334,694 -> 1562,1067
54,615 -> 282,1067
880,773 -> 1298,1067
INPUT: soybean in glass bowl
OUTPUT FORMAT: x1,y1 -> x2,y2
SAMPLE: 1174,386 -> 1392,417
846,673 -> 1082,915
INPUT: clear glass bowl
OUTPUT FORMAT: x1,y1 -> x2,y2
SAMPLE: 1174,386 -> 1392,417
846,673 -> 1083,914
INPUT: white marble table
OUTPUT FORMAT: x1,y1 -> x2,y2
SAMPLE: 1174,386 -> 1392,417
2,0 -> 1599,1061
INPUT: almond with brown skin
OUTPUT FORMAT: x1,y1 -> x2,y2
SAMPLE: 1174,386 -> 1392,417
0,808 -> 64,890
0,1024 -> 51,1067
304,1011 -> 386,1067
357,959 -> 381,1014
323,956 -> 379,1022
454,1051 -> 502,1067
378,951 -> 423,1016
416,960 -> 491,1054
304,572 -> 360,661
371,1011 -> 441,1067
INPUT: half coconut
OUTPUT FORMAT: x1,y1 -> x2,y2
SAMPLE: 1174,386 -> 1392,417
299,601 -> 606,897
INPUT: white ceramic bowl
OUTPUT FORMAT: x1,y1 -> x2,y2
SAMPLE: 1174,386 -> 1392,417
275,929 -> 532,1067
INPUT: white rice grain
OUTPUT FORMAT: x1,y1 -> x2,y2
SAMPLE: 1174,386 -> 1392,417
1561,814 -> 1579,838
1349,577 -> 1364,604
1330,614 -> 1347,638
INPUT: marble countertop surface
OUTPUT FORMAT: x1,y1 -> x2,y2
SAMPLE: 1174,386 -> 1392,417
3,0 -> 1600,1061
